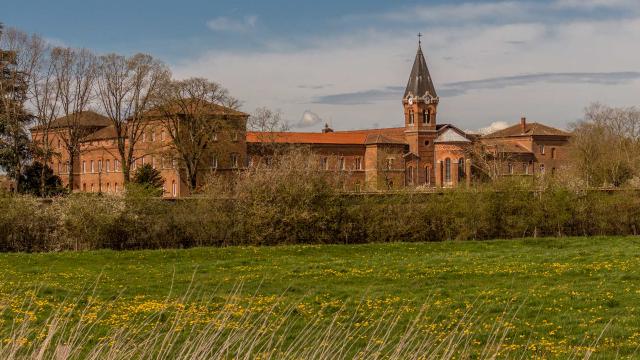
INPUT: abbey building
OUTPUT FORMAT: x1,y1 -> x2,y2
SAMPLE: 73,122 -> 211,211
31,41 -> 571,196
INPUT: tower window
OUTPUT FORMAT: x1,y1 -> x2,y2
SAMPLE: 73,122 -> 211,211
409,111 -> 414,125
424,140 -> 430,146
422,110 -> 428,124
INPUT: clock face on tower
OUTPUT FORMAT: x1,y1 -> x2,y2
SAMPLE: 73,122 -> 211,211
408,96 -> 414,105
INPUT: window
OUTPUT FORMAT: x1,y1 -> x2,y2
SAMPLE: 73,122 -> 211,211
57,139 -> 61,149
172,181 -> 177,197
540,164 -> 545,174
338,157 -> 345,171
551,148 -> 556,159
65,161 -> 70,174
459,158 -> 466,179
151,131 -> 156,142
106,160 -> 110,173
161,131 -> 165,141
57,162 -> 61,174
425,166 -> 431,185
427,108 -> 432,124
212,155 -> 218,169
212,132 -> 218,141
83,183 -> 86,191
107,182 -> 110,192
386,158 -> 394,170
424,140 -> 430,146
539,144 -> 545,155
90,160 -> 94,173
320,157 -> 328,170
409,111 -> 414,125
90,183 -> 94,192
445,158 -> 451,183
422,110 -> 428,124
508,163 -> 513,175
172,158 -> 177,168
355,157 -> 362,170
523,162 -> 529,175
132,161 -> 137,170
232,132 -> 239,142
82,161 -> 86,174
231,153 -> 239,168
152,157 -> 156,169
115,159 -> 120,172
407,166 -> 414,185
114,183 -> 118,192
141,156 -> 145,166
98,160 -> 102,173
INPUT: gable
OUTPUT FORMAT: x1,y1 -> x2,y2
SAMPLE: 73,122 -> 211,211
435,128 -> 471,143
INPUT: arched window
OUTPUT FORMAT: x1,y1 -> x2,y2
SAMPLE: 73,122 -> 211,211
425,166 -> 431,185
551,148 -> 556,159
445,158 -> 451,183
409,111 -> 414,125
507,163 -> 513,175
458,158 -> 466,180
172,181 -> 177,197
427,108 -> 432,124
407,166 -> 414,185
422,110 -> 428,124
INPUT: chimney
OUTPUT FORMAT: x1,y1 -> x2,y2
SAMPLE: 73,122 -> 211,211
520,117 -> 526,133
322,123 -> 334,133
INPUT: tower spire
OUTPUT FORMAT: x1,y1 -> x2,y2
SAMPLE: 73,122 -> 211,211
404,34 -> 437,100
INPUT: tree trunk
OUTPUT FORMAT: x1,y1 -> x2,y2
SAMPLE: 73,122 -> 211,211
67,150 -> 75,191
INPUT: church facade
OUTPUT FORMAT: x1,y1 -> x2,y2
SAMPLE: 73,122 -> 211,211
31,41 -> 571,196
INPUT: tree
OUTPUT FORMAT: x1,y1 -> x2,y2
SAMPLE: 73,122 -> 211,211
18,31 -> 62,195
132,163 -> 164,192
20,161 -> 65,197
569,103 -> 640,187
51,47 -> 98,191
96,53 -> 170,184
155,78 -> 240,192
0,25 -> 32,191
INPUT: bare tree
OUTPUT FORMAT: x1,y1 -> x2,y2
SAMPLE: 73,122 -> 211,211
247,107 -> 289,162
464,142 -> 518,182
569,103 -> 640,187
51,47 -> 98,191
96,53 -> 170,184
23,34 -> 62,194
155,77 -> 240,192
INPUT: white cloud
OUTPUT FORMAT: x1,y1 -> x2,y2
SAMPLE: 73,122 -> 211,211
296,110 -> 323,129
207,15 -> 258,33
476,121 -> 510,135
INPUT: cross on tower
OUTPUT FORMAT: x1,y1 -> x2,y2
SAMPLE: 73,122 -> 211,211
418,32 -> 422,46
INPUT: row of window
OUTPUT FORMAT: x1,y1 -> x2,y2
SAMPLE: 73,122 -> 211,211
506,162 -> 555,175
538,145 -> 557,159
82,180 -> 179,197
319,157 -> 363,171
408,108 -> 433,125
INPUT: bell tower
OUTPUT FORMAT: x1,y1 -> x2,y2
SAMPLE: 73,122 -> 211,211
403,34 -> 439,186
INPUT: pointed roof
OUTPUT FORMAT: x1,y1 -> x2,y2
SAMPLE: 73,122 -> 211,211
404,42 -> 437,99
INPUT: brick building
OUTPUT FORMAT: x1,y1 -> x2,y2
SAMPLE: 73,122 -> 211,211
30,40 -> 571,196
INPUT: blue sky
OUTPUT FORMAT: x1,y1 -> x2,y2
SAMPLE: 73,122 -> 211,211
5,0 -> 640,132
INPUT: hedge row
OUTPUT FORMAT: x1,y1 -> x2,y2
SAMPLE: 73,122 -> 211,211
1,186 -> 639,252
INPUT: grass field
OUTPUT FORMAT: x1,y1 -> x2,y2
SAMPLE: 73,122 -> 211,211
1,236 -> 640,358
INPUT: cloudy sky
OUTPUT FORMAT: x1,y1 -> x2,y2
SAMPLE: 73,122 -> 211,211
5,0 -> 640,131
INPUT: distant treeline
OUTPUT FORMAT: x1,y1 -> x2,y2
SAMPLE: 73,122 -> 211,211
2,164 -> 640,252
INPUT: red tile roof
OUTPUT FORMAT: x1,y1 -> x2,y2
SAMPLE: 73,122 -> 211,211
247,127 -> 407,145
483,122 -> 570,138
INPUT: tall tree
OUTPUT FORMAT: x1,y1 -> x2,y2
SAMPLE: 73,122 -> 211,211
20,32 -> 62,195
51,47 -> 98,191
96,53 -> 170,184
0,25 -> 32,191
155,78 -> 240,191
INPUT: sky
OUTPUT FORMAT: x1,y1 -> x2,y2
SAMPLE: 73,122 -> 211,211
4,0 -> 640,132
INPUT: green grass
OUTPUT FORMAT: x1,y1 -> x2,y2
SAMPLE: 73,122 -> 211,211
2,236 -> 640,358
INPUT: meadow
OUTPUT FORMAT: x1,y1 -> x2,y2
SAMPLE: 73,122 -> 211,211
1,236 -> 640,358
